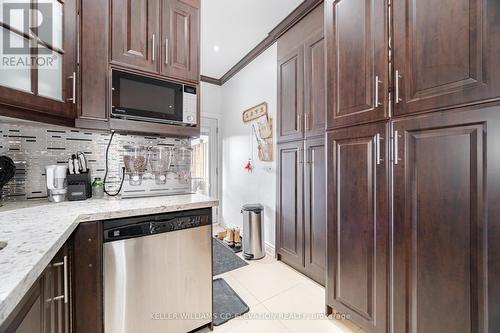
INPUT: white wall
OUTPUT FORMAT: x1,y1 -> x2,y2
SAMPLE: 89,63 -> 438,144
200,81 -> 222,117
219,43 -> 278,252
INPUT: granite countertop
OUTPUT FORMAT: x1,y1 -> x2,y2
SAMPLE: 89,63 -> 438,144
0,194 -> 219,326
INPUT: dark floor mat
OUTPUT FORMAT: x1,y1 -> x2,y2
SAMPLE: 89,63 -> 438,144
213,278 -> 250,326
213,237 -> 248,276
213,236 -> 242,253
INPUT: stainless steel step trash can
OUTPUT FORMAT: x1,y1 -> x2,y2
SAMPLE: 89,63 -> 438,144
241,204 -> 265,260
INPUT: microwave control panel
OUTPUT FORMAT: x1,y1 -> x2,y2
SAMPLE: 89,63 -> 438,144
183,85 -> 197,125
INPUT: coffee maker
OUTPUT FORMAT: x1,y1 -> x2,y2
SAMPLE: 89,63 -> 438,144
45,165 -> 68,202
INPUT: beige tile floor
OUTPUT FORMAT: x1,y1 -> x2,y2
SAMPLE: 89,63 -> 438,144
197,229 -> 364,333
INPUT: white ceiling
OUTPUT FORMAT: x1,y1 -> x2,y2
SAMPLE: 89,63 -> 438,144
200,0 -> 304,79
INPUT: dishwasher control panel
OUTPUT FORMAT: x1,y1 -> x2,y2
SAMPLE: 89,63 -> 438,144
150,216 -> 202,234
103,208 -> 212,242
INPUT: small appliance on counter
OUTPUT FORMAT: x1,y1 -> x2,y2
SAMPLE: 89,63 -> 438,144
149,146 -> 175,185
0,156 -> 16,205
45,165 -> 68,203
67,172 -> 92,201
67,152 -> 92,201
119,144 -> 193,198
123,145 -> 148,186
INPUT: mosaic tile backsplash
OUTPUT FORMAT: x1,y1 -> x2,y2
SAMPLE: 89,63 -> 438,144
0,119 -> 192,201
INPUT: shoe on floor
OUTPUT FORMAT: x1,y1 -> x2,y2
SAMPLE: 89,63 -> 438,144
224,228 -> 235,247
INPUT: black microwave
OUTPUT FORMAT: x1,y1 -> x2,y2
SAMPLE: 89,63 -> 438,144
111,69 -> 197,126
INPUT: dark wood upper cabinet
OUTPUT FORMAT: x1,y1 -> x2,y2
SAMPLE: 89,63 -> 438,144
161,0 -> 200,82
393,0 -> 500,116
326,121 -> 388,333
277,141 -> 305,270
277,46 -> 304,143
78,0 -> 201,136
78,0 -> 109,123
325,0 -> 389,129
392,106 -> 500,333
304,137 -> 326,285
304,30 -> 326,138
111,0 -> 199,82
0,0 -> 77,124
111,0 -> 160,73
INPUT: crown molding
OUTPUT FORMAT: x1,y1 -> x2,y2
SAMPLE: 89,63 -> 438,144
200,0 -> 323,86
200,75 -> 222,86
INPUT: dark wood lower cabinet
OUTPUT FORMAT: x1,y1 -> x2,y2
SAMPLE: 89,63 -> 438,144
73,221 -> 103,333
392,105 -> 500,333
0,243 -> 72,333
277,138 -> 326,286
326,122 -> 388,333
304,137 -> 326,285
1,281 -> 43,333
277,141 -> 305,269
44,244 -> 71,333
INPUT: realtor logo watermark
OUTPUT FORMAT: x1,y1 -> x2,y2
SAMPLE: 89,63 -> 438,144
1,0 -> 57,70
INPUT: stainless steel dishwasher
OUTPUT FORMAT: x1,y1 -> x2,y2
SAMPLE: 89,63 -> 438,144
103,208 -> 213,333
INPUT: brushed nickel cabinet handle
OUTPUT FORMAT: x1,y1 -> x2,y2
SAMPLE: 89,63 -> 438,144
63,255 -> 68,304
376,133 -> 383,165
297,114 -> 302,132
50,255 -> 68,303
152,34 -> 156,62
395,70 -> 402,104
375,75 -> 383,107
67,72 -> 76,104
165,38 -> 169,65
394,130 -> 399,165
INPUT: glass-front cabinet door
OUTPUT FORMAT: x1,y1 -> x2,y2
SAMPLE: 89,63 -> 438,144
0,0 -> 77,121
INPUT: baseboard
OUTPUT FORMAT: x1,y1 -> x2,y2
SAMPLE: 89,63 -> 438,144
265,241 -> 276,257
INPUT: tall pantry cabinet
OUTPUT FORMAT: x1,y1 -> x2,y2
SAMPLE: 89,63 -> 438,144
324,0 -> 500,333
276,4 -> 327,286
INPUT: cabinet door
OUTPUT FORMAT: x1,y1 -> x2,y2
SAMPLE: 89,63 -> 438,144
44,244 -> 70,333
277,141 -> 304,270
13,292 -> 42,333
0,0 -> 77,121
161,0 -> 200,82
304,137 -> 326,286
73,221 -> 103,333
78,0 -> 109,123
277,47 -> 304,143
325,0 -> 388,129
111,0 -> 160,72
326,122 -> 388,333
304,30 -> 326,138
0,281 -> 43,333
392,106 -> 500,333
393,0 -> 500,116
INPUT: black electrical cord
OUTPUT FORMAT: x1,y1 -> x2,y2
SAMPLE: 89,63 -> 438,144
103,131 -> 125,197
